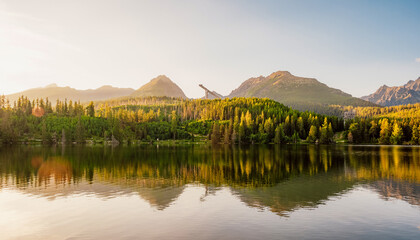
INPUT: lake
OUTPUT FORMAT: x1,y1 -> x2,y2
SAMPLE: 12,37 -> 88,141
0,145 -> 419,240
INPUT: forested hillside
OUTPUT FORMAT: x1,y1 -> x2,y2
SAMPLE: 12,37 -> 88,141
1,95 -> 419,145
0,96 -> 342,145
333,104 -> 420,144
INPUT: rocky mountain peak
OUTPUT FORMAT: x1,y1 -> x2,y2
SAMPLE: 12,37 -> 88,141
130,75 -> 187,98
362,76 -> 420,106
267,71 -> 292,79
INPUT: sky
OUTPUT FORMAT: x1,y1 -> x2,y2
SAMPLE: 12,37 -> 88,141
0,0 -> 419,98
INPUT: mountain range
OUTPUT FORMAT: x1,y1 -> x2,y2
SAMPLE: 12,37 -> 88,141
362,77 -> 420,106
227,71 -> 376,112
5,75 -> 187,103
5,84 -> 135,104
3,71 -> 387,113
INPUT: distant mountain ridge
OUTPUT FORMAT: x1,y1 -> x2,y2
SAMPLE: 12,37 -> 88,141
228,71 -> 375,112
5,71 -> 378,114
362,77 -> 420,106
130,75 -> 187,99
5,84 -> 135,103
4,75 -> 187,103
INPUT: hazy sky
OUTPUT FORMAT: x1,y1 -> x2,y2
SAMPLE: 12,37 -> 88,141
0,0 -> 419,98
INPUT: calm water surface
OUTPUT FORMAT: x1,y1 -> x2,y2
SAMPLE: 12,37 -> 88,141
0,145 -> 419,240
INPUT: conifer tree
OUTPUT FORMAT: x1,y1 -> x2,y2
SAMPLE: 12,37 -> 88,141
86,101 -> 95,117
291,131 -> 299,143
41,121 -> 51,144
328,123 -> 334,141
379,119 -> 391,144
171,110 -> 178,139
264,117 -> 274,141
307,125 -> 318,143
75,116 -> 85,144
224,127 -> 230,144
274,124 -> 285,144
369,120 -> 380,141
411,124 -> 419,145
211,122 -> 220,145
319,118 -> 330,144
296,117 -> 305,139
390,122 -> 403,145
283,116 -> 292,136
238,121 -> 245,144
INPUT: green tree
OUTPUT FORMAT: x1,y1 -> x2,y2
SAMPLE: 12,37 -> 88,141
390,122 -> 403,145
274,124 -> 286,144
379,119 -> 391,144
296,117 -> 305,139
411,124 -> 419,145
41,121 -> 52,144
0,112 -> 17,144
369,120 -> 380,141
283,116 -> 292,136
170,110 -> 178,139
307,125 -> 318,143
328,123 -> 334,142
223,126 -> 230,144
348,123 -> 361,143
238,121 -> 245,144
319,118 -> 330,144
86,101 -> 95,117
264,117 -> 274,141
291,131 -> 299,143
75,116 -> 85,144
211,122 -> 220,145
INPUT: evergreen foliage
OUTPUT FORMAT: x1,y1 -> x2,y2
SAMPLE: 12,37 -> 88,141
1,95 -> 418,145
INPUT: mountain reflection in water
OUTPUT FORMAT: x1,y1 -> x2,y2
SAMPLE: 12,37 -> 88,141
0,145 -> 418,216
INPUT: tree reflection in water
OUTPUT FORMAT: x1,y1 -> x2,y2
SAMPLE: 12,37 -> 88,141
0,145 -> 418,215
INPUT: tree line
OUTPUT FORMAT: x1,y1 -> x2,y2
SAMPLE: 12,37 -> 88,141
333,103 -> 420,145
344,117 -> 420,145
1,95 -> 419,145
0,96 -> 342,144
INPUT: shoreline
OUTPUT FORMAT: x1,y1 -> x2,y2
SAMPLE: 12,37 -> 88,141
1,139 -> 419,147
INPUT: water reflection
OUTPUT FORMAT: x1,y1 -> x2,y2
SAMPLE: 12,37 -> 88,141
0,145 -> 419,215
